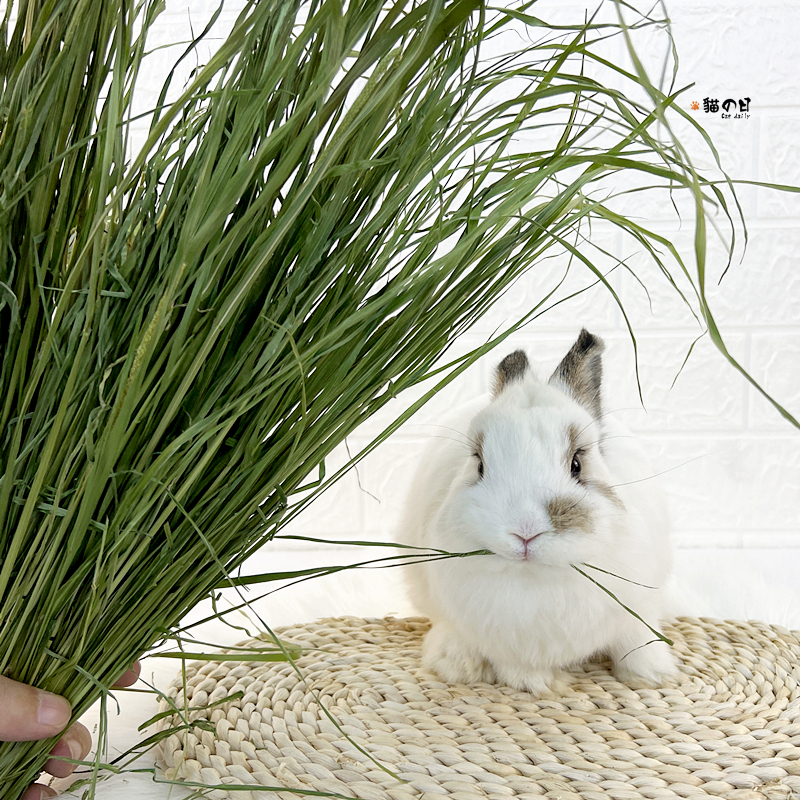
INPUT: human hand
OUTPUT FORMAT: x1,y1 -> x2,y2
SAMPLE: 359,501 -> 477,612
0,663 -> 141,800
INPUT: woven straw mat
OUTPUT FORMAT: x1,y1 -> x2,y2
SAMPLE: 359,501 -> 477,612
156,615 -> 800,800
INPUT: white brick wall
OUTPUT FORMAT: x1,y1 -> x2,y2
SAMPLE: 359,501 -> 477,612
137,1 -> 800,556
270,0 -> 800,556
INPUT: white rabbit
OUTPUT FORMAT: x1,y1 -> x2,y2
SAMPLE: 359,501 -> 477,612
400,329 -> 677,694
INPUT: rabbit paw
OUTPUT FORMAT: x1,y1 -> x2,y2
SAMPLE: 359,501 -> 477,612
494,664 -> 573,696
612,639 -> 678,687
421,623 -> 496,684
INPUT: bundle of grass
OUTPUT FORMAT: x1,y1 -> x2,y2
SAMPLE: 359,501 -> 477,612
1,0 -> 792,795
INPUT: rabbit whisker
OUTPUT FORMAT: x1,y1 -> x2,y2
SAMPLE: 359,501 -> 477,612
609,452 -> 710,488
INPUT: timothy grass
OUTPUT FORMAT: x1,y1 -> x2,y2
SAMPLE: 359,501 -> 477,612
1,0 -> 797,795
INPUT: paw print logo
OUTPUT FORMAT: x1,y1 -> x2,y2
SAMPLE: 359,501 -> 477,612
690,100 -> 700,111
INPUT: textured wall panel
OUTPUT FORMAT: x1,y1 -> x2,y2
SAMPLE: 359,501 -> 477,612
134,1 -> 800,555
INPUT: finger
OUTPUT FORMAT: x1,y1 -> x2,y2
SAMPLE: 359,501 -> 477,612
113,659 -> 141,688
22,785 -> 57,800
43,722 -> 92,779
0,675 -> 71,742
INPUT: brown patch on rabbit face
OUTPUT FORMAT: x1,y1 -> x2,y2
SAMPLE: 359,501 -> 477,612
585,479 -> 625,509
547,496 -> 592,534
566,424 -> 581,468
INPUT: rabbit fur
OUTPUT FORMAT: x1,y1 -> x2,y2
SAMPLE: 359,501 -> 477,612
399,329 -> 677,694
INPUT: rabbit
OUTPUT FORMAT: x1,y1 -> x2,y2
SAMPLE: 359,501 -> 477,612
399,329 -> 677,694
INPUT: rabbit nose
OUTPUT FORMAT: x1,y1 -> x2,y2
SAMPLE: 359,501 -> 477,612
512,532 -> 540,559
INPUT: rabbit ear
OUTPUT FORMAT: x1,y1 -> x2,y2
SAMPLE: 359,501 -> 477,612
549,329 -> 605,417
493,349 -> 530,396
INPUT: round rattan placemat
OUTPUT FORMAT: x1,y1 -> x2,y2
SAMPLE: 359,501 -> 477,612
156,616 -> 800,800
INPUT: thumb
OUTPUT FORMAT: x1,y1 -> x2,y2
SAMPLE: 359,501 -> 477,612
0,675 -> 72,743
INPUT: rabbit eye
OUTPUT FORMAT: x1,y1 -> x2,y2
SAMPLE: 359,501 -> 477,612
570,451 -> 583,479
473,452 -> 484,479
